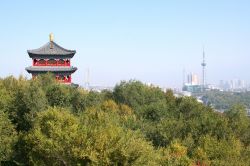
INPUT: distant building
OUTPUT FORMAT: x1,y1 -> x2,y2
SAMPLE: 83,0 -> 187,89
206,84 -> 220,90
25,34 -> 77,84
187,73 -> 199,85
182,73 -> 202,93
219,79 -> 248,92
182,84 -> 202,93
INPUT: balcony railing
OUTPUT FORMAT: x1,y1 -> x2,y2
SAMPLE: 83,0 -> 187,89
33,59 -> 70,66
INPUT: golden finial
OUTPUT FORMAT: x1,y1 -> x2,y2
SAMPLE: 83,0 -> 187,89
49,33 -> 54,42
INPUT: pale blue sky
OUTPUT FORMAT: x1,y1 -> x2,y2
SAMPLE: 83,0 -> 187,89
0,0 -> 250,87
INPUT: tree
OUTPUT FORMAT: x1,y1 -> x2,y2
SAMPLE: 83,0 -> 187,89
0,83 -> 13,113
8,79 -> 48,132
84,91 -> 104,108
70,88 -> 88,114
159,141 -> 193,166
25,107 -> 161,165
113,80 -> 165,110
199,135 -> 243,165
36,73 -> 57,91
22,80 -> 48,128
80,108 -> 161,165
0,111 -> 17,162
46,85 -> 71,107
25,107 -> 88,165
225,104 -> 250,145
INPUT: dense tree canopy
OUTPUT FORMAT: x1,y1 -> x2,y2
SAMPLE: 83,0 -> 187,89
0,75 -> 249,165
201,90 -> 250,109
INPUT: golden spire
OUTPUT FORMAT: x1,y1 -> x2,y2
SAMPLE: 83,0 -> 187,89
49,33 -> 54,49
49,33 -> 54,42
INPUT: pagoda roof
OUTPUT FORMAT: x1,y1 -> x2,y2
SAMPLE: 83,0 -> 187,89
27,41 -> 76,58
25,66 -> 77,74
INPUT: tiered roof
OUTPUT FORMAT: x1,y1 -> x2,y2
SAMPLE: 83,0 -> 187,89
27,41 -> 76,59
26,66 -> 77,74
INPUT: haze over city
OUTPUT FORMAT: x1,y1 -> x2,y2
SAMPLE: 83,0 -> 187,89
0,0 -> 250,87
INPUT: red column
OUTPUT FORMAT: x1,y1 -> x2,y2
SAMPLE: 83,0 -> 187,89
33,59 -> 38,66
63,75 -> 66,83
65,59 -> 70,66
69,75 -> 71,83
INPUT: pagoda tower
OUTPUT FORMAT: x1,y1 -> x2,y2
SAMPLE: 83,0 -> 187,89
26,34 -> 77,84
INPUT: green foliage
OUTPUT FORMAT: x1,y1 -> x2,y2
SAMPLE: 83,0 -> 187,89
202,90 -> 250,109
70,88 -> 88,114
36,73 -> 57,91
84,91 -> 104,109
25,107 -> 85,165
0,76 -> 250,165
198,135 -> 243,165
0,111 -> 17,161
23,80 -> 48,113
46,84 -> 72,107
81,108 -> 161,165
225,104 -> 250,146
141,101 -> 167,122
113,80 -> 165,109
159,141 -> 193,166
25,107 -> 160,165
0,83 -> 13,114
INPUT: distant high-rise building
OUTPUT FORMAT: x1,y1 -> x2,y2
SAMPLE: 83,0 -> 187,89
192,74 -> 199,85
219,80 -> 224,89
218,79 -> 248,91
187,73 -> 199,85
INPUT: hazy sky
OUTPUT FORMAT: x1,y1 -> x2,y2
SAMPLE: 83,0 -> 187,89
0,0 -> 250,88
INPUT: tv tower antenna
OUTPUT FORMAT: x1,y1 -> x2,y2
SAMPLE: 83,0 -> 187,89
84,68 -> 90,89
201,46 -> 206,92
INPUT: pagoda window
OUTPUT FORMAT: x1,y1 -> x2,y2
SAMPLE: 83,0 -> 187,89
47,59 -> 57,66
58,59 -> 65,66
38,59 -> 46,65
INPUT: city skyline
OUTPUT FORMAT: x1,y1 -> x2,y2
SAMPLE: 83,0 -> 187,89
0,1 -> 250,88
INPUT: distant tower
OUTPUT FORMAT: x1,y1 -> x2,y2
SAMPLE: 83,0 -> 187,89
84,68 -> 90,89
201,47 -> 206,91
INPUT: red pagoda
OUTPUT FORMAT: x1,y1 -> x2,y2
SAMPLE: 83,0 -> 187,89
26,34 -> 77,84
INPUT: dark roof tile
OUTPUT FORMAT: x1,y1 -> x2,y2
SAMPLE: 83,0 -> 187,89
27,41 -> 76,56
25,66 -> 77,73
